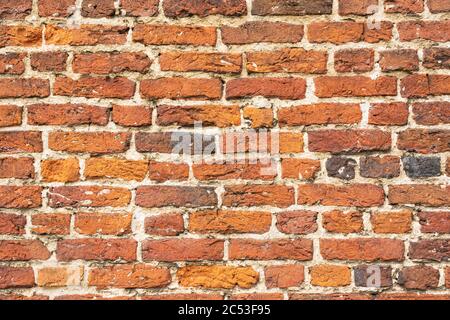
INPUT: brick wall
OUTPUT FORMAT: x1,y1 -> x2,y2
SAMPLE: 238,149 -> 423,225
0,0 -> 449,300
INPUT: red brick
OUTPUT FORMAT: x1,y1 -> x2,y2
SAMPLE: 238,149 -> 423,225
73,52 -> 151,74
48,132 -> 131,154
41,158 -> 80,183
120,0 -> 159,16
0,186 -> 42,208
308,22 -> 364,44
164,0 -> 246,17
265,265 -> 305,288
315,76 -> 397,98
193,161 -> 276,181
0,53 -> 25,74
89,264 -> 171,289
243,106 -> 274,128
0,240 -> 50,261
189,210 -> 272,234
379,50 -> 419,72
75,212 -> 132,236
141,78 -> 222,100
223,185 -> 295,208
133,24 -> 216,46
226,78 -> 306,100
145,213 -> 184,236
221,21 -> 304,44
142,239 -> 224,262
48,186 -> 131,208
0,105 -> 22,127
46,25 -> 128,45
246,48 -> 327,74
0,157 -> 34,179
0,0 -> 32,19
398,266 -> 440,290
0,131 -> 42,153
38,0 -> 76,17
32,214 -> 70,235
136,186 -> 217,208
418,211 -> 450,233
397,129 -> 450,154
369,103 -> 409,126
81,0 -> 115,18
57,239 -> 137,262
310,264 -> 351,287
0,267 -> 34,289
231,293 -> 284,300
276,210 -> 318,234
428,0 -> 450,12
54,77 -> 135,99
385,0 -> 424,13
423,48 -> 450,69
360,156 -> 401,179
323,210 -> 363,234
371,210 -> 413,234
389,184 -> 450,207
334,49 -> 374,73
339,0 -> 378,15
30,52 -> 68,72
28,104 -> 108,126
398,21 -> 450,42
409,240 -> 450,261
0,26 -> 42,47
0,78 -> 49,98
136,132 -> 215,154
229,239 -> 313,260
281,159 -> 321,180
0,213 -> 26,235
320,239 -> 404,261
401,74 -> 450,98
279,103 -> 361,126
148,161 -> 189,182
308,129 -> 391,153
252,0 -> 333,15
112,105 -> 152,127
84,158 -> 148,181
298,184 -> 385,207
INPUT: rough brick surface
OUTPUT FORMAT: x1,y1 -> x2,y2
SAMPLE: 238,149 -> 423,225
0,0 -> 448,301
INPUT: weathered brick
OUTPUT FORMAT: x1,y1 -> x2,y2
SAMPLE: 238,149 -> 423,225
423,48 -> 450,70
402,156 -> 441,178
0,240 -> 50,261
354,265 -> 393,288
0,79 -> 49,98
369,103 -> 409,126
243,106 -> 274,128
409,240 -> 450,261
30,52 -> 68,72
178,265 -> 258,289
54,77 -> 135,99
38,0 -> 76,17
398,21 -> 450,42
142,239 -> 224,262
0,131 -> 42,153
112,105 -> 152,127
160,52 -> 241,74
397,129 -> 450,154
310,265 -> 351,287
0,105 -> 22,127
136,132 -> 215,154
141,78 -> 222,100
75,212 -> 132,236
32,214 -> 70,235
0,267 -> 34,289
229,239 -> 313,260
148,161 -> 189,182
428,0 -> 450,12
48,132 -> 131,154
315,76 -> 397,98
157,105 -> 240,127
265,265 -> 304,288
120,0 -> 159,16
281,159 -> 321,180
389,184 -> 450,207
193,161 -> 276,181
398,266 -> 440,290
145,213 -> 184,236
320,239 -> 405,261
48,186 -> 131,208
334,49 -> 374,73
0,213 -> 26,235
46,25 -> 128,45
0,0 -> 32,19
0,157 -> 34,179
0,186 -> 42,208
339,0 -> 378,15
37,267 -> 83,287
0,26 -> 42,47
226,78 -> 306,100
133,24 -> 216,46
371,210 -> 412,234
0,53 -> 25,74
57,239 -> 137,262
84,158 -> 148,181
223,185 -> 295,208
231,293 -> 284,300
413,102 -> 450,125
326,157 -> 357,180
246,48 -> 327,74
322,210 -> 363,234
298,184 -> 385,207
41,158 -> 80,182
189,210 -> 272,234
380,50 -> 419,72
360,156 -> 401,179
252,0 -> 333,15
81,0 -> 115,18
308,130 -> 391,154
136,186 -> 217,208
89,265 -> 170,289
385,0 -> 424,13
401,74 -> 450,98
222,21 -> 304,44
28,104 -> 108,126
73,52 -> 151,74
276,210 -> 318,234
419,212 -> 450,233
164,0 -> 247,18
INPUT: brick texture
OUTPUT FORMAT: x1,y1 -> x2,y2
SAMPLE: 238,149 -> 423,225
0,0 -> 448,301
